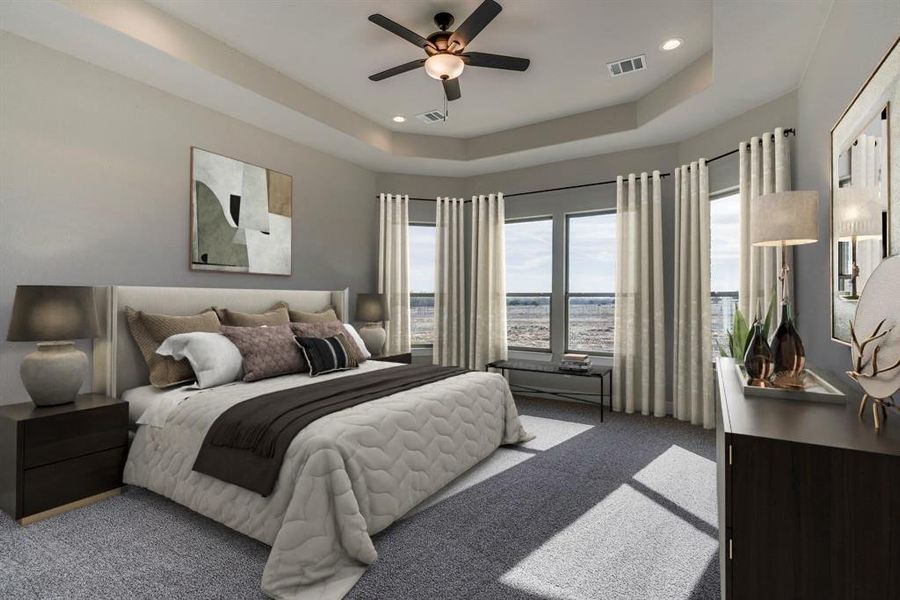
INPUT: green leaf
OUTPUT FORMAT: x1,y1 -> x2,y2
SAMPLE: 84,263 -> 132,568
734,309 -> 750,357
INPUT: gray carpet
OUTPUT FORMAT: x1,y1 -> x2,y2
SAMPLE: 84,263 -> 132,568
0,397 -> 719,600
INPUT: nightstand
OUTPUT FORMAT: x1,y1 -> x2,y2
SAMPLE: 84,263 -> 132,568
0,394 -> 128,525
372,352 -> 412,364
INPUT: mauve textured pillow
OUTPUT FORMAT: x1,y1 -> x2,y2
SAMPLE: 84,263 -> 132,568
216,302 -> 290,327
289,321 -> 366,363
220,324 -> 307,382
289,306 -> 339,324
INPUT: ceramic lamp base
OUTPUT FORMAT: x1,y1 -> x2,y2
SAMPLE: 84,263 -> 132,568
20,341 -> 86,406
358,324 -> 386,356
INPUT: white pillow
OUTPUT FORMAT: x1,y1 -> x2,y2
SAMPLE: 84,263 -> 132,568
342,323 -> 372,359
156,332 -> 243,389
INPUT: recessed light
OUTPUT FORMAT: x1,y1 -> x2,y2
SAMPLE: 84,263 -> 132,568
392,115 -> 406,123
660,38 -> 683,52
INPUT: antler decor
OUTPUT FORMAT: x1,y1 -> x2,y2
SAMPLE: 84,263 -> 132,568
847,319 -> 900,432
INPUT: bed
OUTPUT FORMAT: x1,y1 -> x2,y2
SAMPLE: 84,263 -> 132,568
92,285 -> 531,599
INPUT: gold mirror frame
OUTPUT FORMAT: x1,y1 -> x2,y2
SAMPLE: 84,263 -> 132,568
831,37 -> 900,345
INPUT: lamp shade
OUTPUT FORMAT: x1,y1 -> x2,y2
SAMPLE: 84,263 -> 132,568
834,186 -> 882,240
355,293 -> 389,322
750,190 -> 819,247
7,285 -> 100,342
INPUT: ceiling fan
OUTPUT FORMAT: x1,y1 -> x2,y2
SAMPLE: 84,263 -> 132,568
368,0 -> 530,102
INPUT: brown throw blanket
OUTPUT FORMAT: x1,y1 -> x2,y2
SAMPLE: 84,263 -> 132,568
193,364 -> 467,496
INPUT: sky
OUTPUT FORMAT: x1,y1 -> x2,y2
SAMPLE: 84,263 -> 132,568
410,194 -> 740,295
567,213 -> 616,293
505,219 -> 554,292
710,193 -> 740,293
409,225 -> 436,292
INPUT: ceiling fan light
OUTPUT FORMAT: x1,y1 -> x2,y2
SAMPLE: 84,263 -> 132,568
425,53 -> 465,80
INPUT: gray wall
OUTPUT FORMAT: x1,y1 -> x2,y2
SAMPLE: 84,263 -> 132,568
794,2 -> 900,377
0,33 -> 378,404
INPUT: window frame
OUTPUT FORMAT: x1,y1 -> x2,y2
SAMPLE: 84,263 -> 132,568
505,215 -> 554,353
408,222 -> 436,349
564,209 -> 617,356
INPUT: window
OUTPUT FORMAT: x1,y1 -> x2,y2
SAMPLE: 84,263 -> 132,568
710,192 -> 740,354
566,212 -> 617,354
409,224 -> 436,346
505,218 -> 553,350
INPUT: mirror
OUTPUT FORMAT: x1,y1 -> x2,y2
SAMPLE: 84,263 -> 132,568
831,38 -> 899,344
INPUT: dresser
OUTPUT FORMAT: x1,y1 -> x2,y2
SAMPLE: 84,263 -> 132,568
716,358 -> 900,599
0,394 -> 128,525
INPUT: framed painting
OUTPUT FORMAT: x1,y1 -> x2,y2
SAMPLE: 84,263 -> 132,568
190,147 -> 292,275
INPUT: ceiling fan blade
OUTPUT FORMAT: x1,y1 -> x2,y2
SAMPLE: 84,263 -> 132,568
448,0 -> 502,49
442,78 -> 461,101
369,14 -> 434,50
462,52 -> 530,71
369,59 -> 426,81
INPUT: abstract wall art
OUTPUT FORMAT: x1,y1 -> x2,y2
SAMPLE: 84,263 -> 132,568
190,147 -> 292,275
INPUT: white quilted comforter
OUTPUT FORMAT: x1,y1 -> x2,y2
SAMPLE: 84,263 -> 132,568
124,361 -> 531,599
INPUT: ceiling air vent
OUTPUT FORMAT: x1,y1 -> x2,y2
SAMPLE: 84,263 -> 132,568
607,54 -> 646,78
415,109 -> 446,124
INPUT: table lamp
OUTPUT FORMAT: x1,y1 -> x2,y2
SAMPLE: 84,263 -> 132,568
834,186 -> 882,299
6,285 -> 100,406
355,293 -> 389,356
751,191 -> 819,383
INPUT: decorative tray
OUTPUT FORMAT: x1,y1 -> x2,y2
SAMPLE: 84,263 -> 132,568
734,363 -> 846,404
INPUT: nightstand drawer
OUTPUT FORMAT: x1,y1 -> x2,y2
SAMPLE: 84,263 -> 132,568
22,403 -> 128,468
22,446 -> 126,516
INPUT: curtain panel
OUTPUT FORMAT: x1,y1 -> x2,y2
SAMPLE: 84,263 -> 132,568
468,193 -> 507,370
673,160 -> 714,428
433,197 -> 466,366
738,127 -> 792,321
378,193 -> 411,354
612,172 -> 666,417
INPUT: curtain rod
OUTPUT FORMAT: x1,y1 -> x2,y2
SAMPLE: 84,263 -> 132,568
703,127 -> 796,166
376,128 -> 796,202
378,173 -> 672,203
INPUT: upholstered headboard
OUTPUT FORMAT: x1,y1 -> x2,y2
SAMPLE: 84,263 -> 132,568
92,285 -> 349,397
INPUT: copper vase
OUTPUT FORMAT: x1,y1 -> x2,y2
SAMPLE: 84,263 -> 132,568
770,303 -> 806,387
743,320 -> 774,385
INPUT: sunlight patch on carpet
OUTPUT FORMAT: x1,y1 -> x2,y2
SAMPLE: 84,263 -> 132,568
632,444 -> 717,527
499,484 -> 718,600
516,415 -> 594,451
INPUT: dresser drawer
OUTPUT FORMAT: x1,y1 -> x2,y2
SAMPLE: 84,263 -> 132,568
22,403 -> 128,468
22,446 -> 126,516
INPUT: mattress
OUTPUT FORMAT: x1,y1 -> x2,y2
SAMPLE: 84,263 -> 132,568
123,361 -> 532,599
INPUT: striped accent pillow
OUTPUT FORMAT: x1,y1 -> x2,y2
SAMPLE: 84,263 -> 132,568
294,332 -> 359,377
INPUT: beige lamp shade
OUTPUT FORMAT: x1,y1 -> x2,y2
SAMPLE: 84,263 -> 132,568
834,186 -> 882,240
355,293 -> 389,322
750,190 -> 819,247
7,285 -> 100,342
